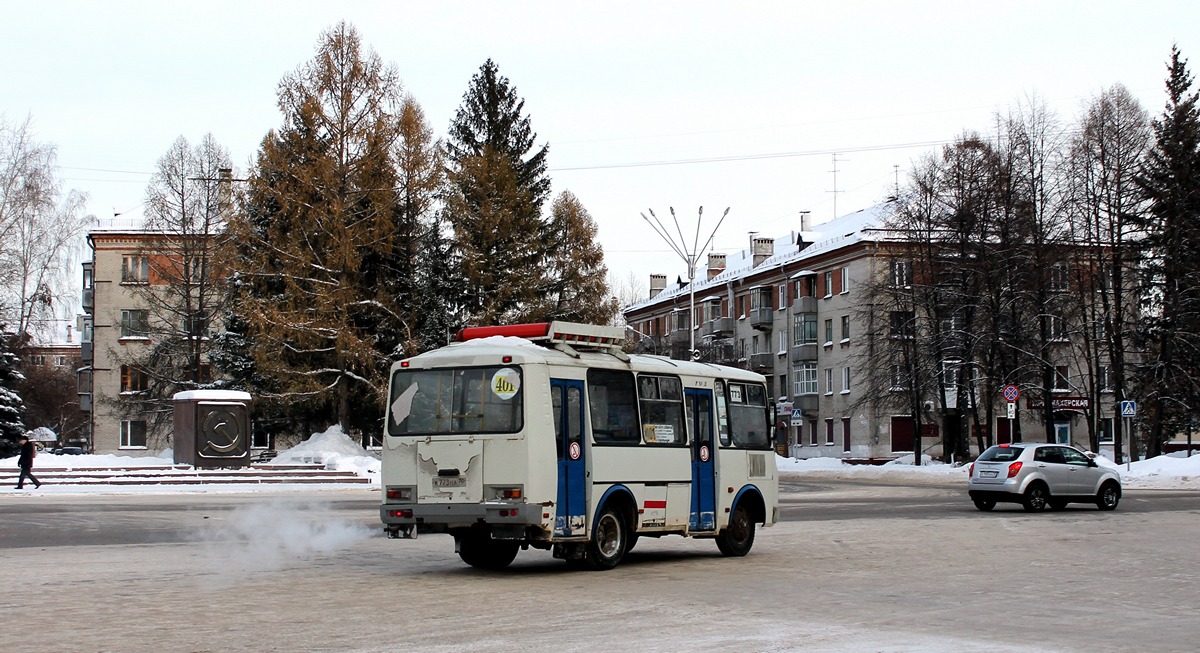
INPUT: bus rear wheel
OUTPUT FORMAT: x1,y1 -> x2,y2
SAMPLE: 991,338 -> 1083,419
457,534 -> 519,570
715,503 -> 756,557
585,505 -> 627,570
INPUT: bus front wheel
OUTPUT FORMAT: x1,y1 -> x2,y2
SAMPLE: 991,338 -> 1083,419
585,505 -> 627,571
715,503 -> 756,557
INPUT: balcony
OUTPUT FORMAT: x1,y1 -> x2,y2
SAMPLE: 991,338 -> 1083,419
791,343 -> 818,361
791,296 -> 817,314
669,328 -> 690,346
81,342 -> 93,363
749,307 -> 775,331
702,317 -> 734,338
749,352 -> 775,371
793,395 -> 819,413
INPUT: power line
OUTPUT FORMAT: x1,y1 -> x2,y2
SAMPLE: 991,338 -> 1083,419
549,138 -> 952,172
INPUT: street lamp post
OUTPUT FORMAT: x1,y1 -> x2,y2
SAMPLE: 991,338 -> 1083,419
640,206 -> 730,360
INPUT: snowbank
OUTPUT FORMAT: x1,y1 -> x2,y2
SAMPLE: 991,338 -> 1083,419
271,425 -> 381,480
777,450 -> 1200,489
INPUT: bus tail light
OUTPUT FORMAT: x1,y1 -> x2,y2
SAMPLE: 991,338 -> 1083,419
386,486 -> 414,501
389,509 -> 413,518
487,485 -> 524,501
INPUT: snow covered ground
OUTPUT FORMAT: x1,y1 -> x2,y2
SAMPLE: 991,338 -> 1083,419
5,425 -> 1200,493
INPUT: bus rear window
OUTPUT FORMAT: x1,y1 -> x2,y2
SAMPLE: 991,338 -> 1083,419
388,366 -> 523,436
727,382 -> 769,449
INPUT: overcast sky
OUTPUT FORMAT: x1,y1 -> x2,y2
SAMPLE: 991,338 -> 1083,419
4,0 -> 1198,302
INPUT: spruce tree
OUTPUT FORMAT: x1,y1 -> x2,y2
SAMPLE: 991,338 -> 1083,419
0,329 -> 26,456
444,59 -> 552,325
1133,46 -> 1200,456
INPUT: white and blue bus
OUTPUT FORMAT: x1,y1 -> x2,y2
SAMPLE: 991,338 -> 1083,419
379,321 -> 779,570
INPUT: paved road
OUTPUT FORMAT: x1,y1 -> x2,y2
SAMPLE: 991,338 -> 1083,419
4,481 -> 1200,652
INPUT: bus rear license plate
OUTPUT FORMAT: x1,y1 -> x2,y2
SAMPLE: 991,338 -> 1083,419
433,476 -> 466,488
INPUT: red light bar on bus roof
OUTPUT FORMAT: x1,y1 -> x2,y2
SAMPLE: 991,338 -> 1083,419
456,323 -> 551,341
457,321 -> 627,351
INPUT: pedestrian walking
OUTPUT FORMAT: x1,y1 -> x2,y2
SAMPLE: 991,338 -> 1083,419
15,433 -> 41,489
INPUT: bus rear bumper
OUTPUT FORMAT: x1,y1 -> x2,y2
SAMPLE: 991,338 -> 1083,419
380,502 -> 544,537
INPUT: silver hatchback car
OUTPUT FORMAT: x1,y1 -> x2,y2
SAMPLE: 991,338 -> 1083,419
967,443 -> 1122,512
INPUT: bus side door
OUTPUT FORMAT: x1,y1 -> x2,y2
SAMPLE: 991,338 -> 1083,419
551,379 -> 587,536
686,387 -> 716,532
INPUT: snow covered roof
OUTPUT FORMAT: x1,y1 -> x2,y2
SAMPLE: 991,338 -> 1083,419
626,203 -> 893,312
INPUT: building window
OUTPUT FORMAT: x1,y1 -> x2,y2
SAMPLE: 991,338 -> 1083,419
183,312 -> 208,338
778,331 -> 787,353
842,417 -> 852,451
840,315 -> 850,342
752,335 -> 760,354
120,309 -> 150,338
121,420 -> 148,448
840,267 -> 850,294
890,364 -> 910,391
841,367 -> 851,394
825,418 -> 835,445
778,284 -> 787,310
890,311 -> 915,339
1098,417 -> 1115,444
793,314 -> 816,345
824,319 -> 833,345
1050,263 -> 1070,292
824,368 -> 834,395
890,260 -> 912,287
808,419 -> 818,446
1054,366 -> 1070,392
120,365 -> 148,394
1048,313 -> 1068,341
794,362 -> 818,396
823,271 -> 833,298
121,255 -> 150,283
1098,365 -> 1112,392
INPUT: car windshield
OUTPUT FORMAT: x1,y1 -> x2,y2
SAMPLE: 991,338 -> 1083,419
978,445 -> 1024,462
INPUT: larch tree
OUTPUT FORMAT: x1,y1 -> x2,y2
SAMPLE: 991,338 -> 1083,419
1133,46 -> 1200,457
531,190 -> 619,325
224,22 -> 407,438
444,59 -> 552,325
116,134 -> 232,440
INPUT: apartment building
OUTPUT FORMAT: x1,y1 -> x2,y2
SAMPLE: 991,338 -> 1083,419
624,204 -> 1124,462
79,220 -> 220,455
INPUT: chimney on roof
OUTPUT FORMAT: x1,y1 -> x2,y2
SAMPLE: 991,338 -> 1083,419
649,274 -> 667,299
218,168 -> 233,219
706,253 -> 726,280
752,237 -> 774,268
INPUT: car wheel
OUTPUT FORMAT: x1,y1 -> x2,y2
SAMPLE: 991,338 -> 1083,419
1022,482 -> 1049,512
1048,499 -> 1068,511
457,534 -> 519,570
716,503 -> 757,556
585,505 -> 627,570
972,499 -> 996,512
1096,481 -> 1121,511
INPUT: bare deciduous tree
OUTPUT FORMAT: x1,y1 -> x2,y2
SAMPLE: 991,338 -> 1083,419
0,115 -> 90,340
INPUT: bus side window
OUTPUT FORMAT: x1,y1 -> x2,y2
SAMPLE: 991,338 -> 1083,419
588,369 -> 640,443
715,380 -> 731,446
638,375 -> 684,445
728,382 -> 770,449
